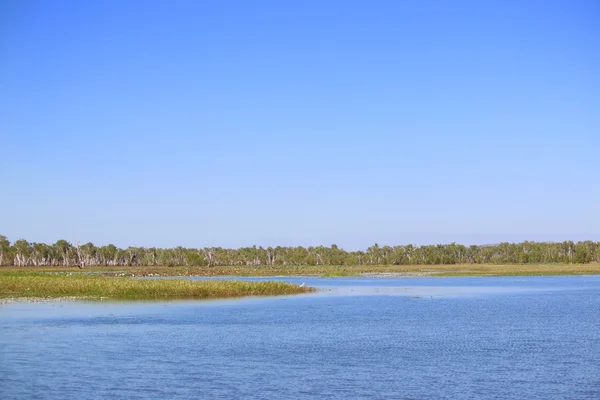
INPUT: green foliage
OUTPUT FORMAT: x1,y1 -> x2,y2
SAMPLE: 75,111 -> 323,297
1,235 -> 599,267
320,270 -> 359,278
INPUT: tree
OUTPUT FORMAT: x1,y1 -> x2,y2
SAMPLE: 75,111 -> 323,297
0,235 -> 11,266
13,239 -> 31,266
0,235 -> 598,267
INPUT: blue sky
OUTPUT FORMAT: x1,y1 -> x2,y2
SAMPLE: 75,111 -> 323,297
1,0 -> 599,249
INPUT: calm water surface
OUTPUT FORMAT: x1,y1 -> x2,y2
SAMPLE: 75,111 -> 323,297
1,276 -> 599,399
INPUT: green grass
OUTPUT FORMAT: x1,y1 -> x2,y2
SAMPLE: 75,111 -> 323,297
2,262 -> 600,278
320,270 -> 360,278
0,272 -> 314,300
432,263 -> 600,277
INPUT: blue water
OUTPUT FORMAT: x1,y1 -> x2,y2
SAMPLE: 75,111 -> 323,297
1,276 -> 599,399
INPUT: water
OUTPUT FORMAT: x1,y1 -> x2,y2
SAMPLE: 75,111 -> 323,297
1,276 -> 599,399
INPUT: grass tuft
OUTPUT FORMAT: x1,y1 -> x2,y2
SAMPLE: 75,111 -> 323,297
320,270 -> 360,278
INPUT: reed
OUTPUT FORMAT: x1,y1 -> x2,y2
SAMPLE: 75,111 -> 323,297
2,262 -> 599,278
320,270 -> 360,278
0,272 -> 314,300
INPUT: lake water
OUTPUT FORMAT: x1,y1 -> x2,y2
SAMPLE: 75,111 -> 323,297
1,276 -> 599,399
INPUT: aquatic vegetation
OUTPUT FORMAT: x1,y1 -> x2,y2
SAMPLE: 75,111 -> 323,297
320,270 -> 360,278
3,261 -> 599,278
0,272 -> 314,300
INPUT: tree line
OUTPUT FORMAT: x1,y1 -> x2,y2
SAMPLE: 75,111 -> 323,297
1,235 -> 599,267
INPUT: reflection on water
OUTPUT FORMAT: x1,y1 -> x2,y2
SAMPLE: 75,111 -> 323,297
1,276 -> 600,399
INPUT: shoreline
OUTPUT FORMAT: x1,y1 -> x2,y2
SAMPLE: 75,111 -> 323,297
3,273 -> 599,305
0,274 -> 314,302
0,296 -> 108,304
3,262 -> 599,278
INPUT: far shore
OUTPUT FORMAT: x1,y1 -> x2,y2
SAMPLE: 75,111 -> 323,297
2,263 -> 599,278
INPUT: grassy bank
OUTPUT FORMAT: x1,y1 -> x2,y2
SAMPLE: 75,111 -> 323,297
0,272 -> 314,301
2,263 -> 599,278
320,270 -> 361,278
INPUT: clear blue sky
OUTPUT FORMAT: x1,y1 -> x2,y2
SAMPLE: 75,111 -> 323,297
1,0 -> 599,249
